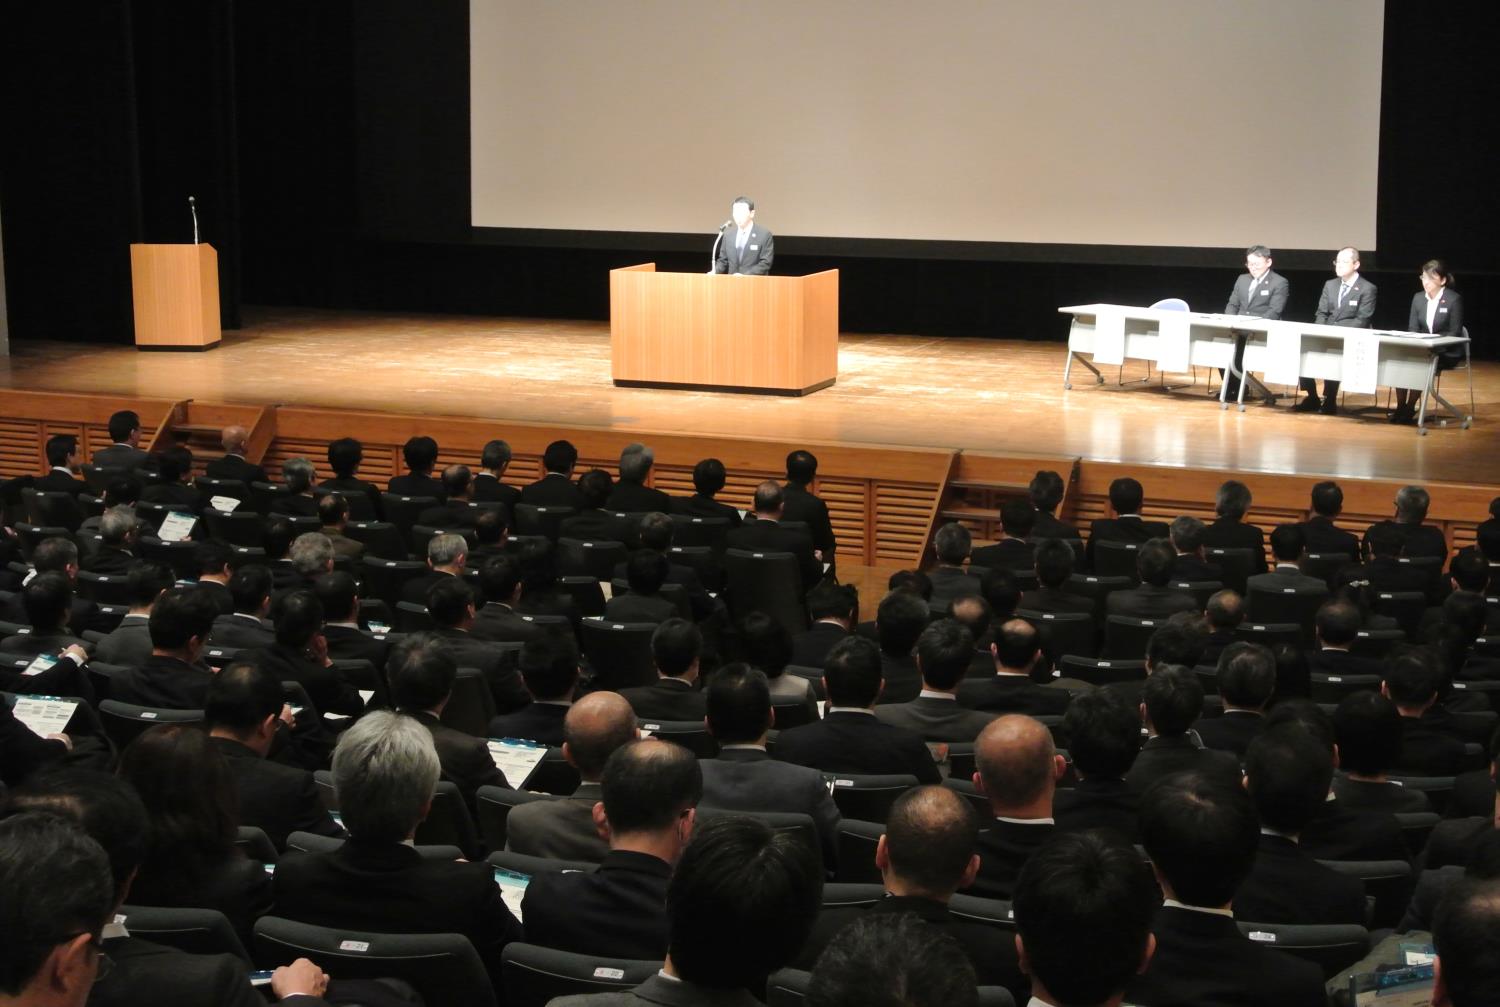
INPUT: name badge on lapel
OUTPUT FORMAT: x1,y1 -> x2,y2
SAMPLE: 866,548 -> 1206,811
749,244 -> 759,251
1439,308 -> 1449,313
1260,289 -> 1270,295
1348,300 -> 1358,305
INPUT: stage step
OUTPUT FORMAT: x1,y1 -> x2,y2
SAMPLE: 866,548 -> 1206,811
948,479 -> 1030,492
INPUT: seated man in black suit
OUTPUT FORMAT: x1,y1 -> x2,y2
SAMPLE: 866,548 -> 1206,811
958,618 -> 1070,717
1332,689 -> 1434,813
522,738 -> 699,959
81,507 -> 140,574
558,468 -> 618,542
799,785 -> 1024,998
725,480 -> 825,592
513,538 -> 583,625
279,532 -> 335,597
927,521 -> 983,610
425,576 -> 530,715
619,618 -> 706,721
606,442 -> 672,514
1085,476 -> 1169,570
604,550 -> 679,625
873,589 -> 927,704
805,916 -> 976,1007
774,635 -> 940,783
416,464 -> 480,529
390,631 -> 509,808
791,581 -> 857,669
1105,538 -> 1200,621
1236,726 -> 1368,926
876,619 -> 997,742
1308,598 -> 1384,677
1018,537 -> 1094,616
1168,515 -> 1224,583
1201,589 -> 1244,667
1104,615 -> 1211,710
269,457 -> 321,518
968,714 -> 1065,899
1196,642 -> 1274,759
92,561 -> 172,667
110,586 -> 220,709
317,436 -> 382,519
2,537 -> 106,637
208,564 -> 276,649
470,554 -> 540,644
204,424 -> 270,486
92,408 -> 150,470
1385,646 -> 1469,776
246,589 -> 365,718
519,438 -> 584,509
488,632 -> 579,745
622,511 -> 714,618
1244,523 -> 1331,608
1028,468 -> 1080,539
35,432 -> 90,495
0,571 -> 89,657
467,508 -> 510,565
783,449 -> 837,571
672,456 -> 742,526
1353,522 -> 1440,599
1054,689 -> 1143,842
549,815 -> 822,1007
386,435 -> 444,500
1302,479 -> 1361,560
1126,668 -> 1241,795
1363,484 -> 1449,561
1126,772 -> 1326,1007
1014,830 -> 1156,1007
193,540 -> 235,614
140,446 -> 204,512
206,661 -> 346,849
1200,479 -> 1269,575
400,532 -> 468,606
950,594 -> 996,672
970,500 -> 1036,572
315,493 -> 364,562
473,438 -> 522,509
505,690 -> 638,863
272,711 -> 521,988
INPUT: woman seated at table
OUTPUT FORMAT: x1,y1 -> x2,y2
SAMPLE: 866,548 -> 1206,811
1393,259 -> 1464,424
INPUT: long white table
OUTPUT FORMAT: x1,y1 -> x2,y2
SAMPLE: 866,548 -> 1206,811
1058,303 -> 1471,433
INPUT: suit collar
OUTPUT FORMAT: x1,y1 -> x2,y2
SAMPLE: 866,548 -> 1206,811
873,894 -> 951,921
600,849 -> 673,878
715,747 -> 771,762
629,974 -> 763,1007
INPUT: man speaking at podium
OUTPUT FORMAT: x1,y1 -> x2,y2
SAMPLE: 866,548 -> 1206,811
712,196 -> 774,275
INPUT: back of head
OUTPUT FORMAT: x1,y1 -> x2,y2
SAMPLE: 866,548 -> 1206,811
1384,645 -> 1442,707
1366,522 -> 1405,559
1136,537 -> 1177,586
1028,470 -> 1065,514
807,581 -> 858,624
441,464 -> 471,499
637,512 -> 674,551
1033,537 -> 1075,588
1140,772 -> 1259,907
265,519 -> 295,561
427,532 -> 468,570
474,507 -> 507,545
876,589 -> 929,657
883,784 -> 978,896
806,913 -> 977,1007
327,436 -> 362,477
1334,690 -> 1403,776
99,507 -> 137,547
1395,485 -> 1431,523
1205,589 -> 1245,630
1014,830 -> 1157,1007
1245,725 -> 1334,834
157,445 -> 192,484
33,536 -> 79,575
692,457 -> 727,496
313,570 -> 359,624
1218,642 -> 1276,709
975,714 -> 1057,808
195,540 -> 232,578
1263,698 -> 1336,751
1215,480 -> 1252,520
933,522 -> 972,565
752,480 -> 784,514
823,635 -> 883,707
542,439 -> 577,475
103,476 -> 142,508
1478,521 -> 1500,563
401,436 -> 438,474
331,710 -> 440,843
1315,599 -> 1361,647
45,432 -> 77,468
915,619 -> 974,690
282,457 -> 315,494
205,661 -> 284,733
1062,690 -> 1143,779
705,663 -> 772,744
948,595 -> 991,642
425,576 -> 475,629
1269,523 -> 1306,562
669,816 -> 823,990
626,548 -> 669,595
618,442 -> 654,483
563,691 -> 638,778
478,554 -> 522,604
600,738 -> 702,835
229,564 -> 273,614
1432,878 -> 1500,1007
1271,644 -> 1314,705
575,468 -> 613,510
480,439 -> 511,472
1170,514 -> 1206,554
999,499 -> 1035,537
148,585 -> 219,650
785,449 -> 818,486
1450,549 -> 1490,593
22,570 -> 73,630
1109,477 -> 1144,515
107,409 -> 140,444
518,632 -> 579,701
992,617 -> 1041,671
1143,667 -> 1203,736
8,767 -> 149,897
273,588 -> 325,648
389,632 -> 458,711
737,611 -> 792,678
289,532 -> 334,577
888,568 -> 933,601
117,723 -> 236,865
1146,619 -> 1208,670
317,492 -> 349,528
980,567 -> 1021,621
1311,480 -> 1344,518
651,618 -> 702,678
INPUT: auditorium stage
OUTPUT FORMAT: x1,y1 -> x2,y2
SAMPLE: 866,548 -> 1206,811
2,306 -> 1495,487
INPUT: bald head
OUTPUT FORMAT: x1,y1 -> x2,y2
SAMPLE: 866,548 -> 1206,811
222,425 -> 248,454
563,691 -> 639,781
975,715 -> 1060,811
883,784 -> 979,896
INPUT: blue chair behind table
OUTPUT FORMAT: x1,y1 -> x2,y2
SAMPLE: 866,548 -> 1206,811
1143,297 -> 1191,387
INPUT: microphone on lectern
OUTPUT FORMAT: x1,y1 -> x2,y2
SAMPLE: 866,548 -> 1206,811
188,196 -> 200,245
709,219 -> 733,272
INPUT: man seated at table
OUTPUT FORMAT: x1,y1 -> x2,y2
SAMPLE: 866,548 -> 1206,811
1296,246 -> 1376,416
1222,244 -> 1289,401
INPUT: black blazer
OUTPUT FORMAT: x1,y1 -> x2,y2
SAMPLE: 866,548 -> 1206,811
472,473 -> 521,509
782,484 -> 837,559
1298,797 -> 1410,863
428,627 -> 531,714
321,624 -> 392,681
1200,518 -> 1269,574
618,677 -> 706,722
1086,516 -> 1170,568
111,654 -> 215,710
471,602 -> 544,645
247,643 -> 365,717
970,538 -> 1035,572
92,443 -> 151,470
606,481 -> 673,515
208,612 -> 276,650
1233,833 -> 1367,926
1125,735 -> 1241,795
878,651 -> 922,705
209,736 -> 346,850
1053,777 -> 1139,843
388,472 -> 446,500
520,849 -> 672,960
1392,712 -> 1469,776
560,509 -> 624,543
82,545 -> 139,575
726,519 -> 824,590
94,934 -> 269,1007
773,711 -> 940,783
1018,586 -> 1096,617
713,224 -> 774,276
698,748 -> 842,864
603,592 -> 677,625
1420,816 -> 1491,871
205,454 -> 270,486
1301,516 -> 1361,561
1409,287 -> 1465,365
928,566 -> 983,609
1317,275 -> 1377,326
957,674 -> 1070,717
790,622 -> 849,669
1330,775 -> 1432,815
1105,584 -> 1200,620
416,501 -> 479,529
519,473 -> 585,509
34,468 -> 91,496
873,696 -> 996,743
1125,905 -> 1326,1007
409,709 -> 510,807
1225,268 -> 1291,320
489,701 -> 570,747
0,700 -> 69,786
968,819 -> 1054,900
1362,518 -> 1449,561
269,494 -> 320,518
1193,710 -> 1264,760
672,493 -> 742,526
1032,511 -> 1081,539
1171,553 -> 1224,583
129,851 -> 271,951
399,569 -> 459,606
1306,648 -> 1384,679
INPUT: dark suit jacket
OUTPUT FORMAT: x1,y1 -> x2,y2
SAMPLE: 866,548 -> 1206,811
1032,511 -> 1080,538
247,643 -> 364,717
416,501 -> 478,529
1125,734 -> 1242,795
1225,268 -> 1291,320
1409,287 -> 1465,365
111,654 -> 215,709
957,674 -> 1070,717
1233,833 -> 1367,926
471,602 -> 544,645
1421,816 -> 1491,871
1317,274 -> 1377,327
726,518 -> 823,590
505,781 -> 608,862
699,748 -> 841,863
604,593 -> 677,624
272,839 -> 521,988
0,700 -> 69,786
129,852 -> 271,951
207,612 -> 276,650
1125,905 -> 1326,1007
561,508 -> 623,543
790,622 -> 849,670
782,484 -> 836,560
971,538 -> 1035,572
968,819 -> 1054,900
1106,584 -> 1200,620
1393,712 -> 1468,776
93,614 -> 154,668
196,579 -> 234,615
1447,768 -> 1495,819
1086,516 -> 1170,568
1355,555 -> 1438,597
1301,515 -> 1361,561
1306,648 -> 1384,678
713,224 -> 774,276
550,974 -> 760,1007
618,677 -> 705,722
269,494 -> 319,518
94,934 -> 267,1007
210,736 -> 345,850
1201,519 -> 1269,574
1246,565 -> 1329,596
321,623 -> 392,683
1193,710 -> 1264,760
1053,777 -> 1139,843
34,468 -> 90,496
1330,774 -> 1432,814
205,454 -> 270,486
409,710 -> 509,807
82,545 -> 139,575
672,493 -> 742,526
387,473 -> 445,500
928,566 -> 983,609
1298,797 -> 1410,864
400,569 -> 459,606
873,695 -> 995,742
1363,518 -> 1449,561
472,473 -> 521,509
1018,585 -> 1096,616
489,701 -> 569,746
428,627 -> 530,714
521,849 -> 672,959
519,473 -> 585,509
774,711 -> 940,783
1171,553 -> 1224,583
93,443 -> 150,470
606,481 -> 673,515
142,482 -> 205,512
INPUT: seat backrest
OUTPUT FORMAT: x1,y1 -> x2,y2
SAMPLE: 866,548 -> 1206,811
120,904 -> 251,964
1056,656 -> 1147,687
768,968 -> 1014,1007
1234,922 -> 1370,980
1091,540 -> 1140,580
723,549 -> 809,634
236,825 -> 279,864
512,504 -> 575,541
441,666 -> 499,739
475,785 -> 560,851
343,521 -> 407,561
827,774 -> 919,823
500,942 -> 660,1007
578,620 -> 659,690
832,818 -> 884,884
486,850 -> 601,876
668,515 -> 731,554
1015,609 -> 1099,660
380,494 -> 440,536
1205,547 -> 1256,594
414,781 -> 482,858
1231,622 -> 1301,649
556,538 -> 629,580
527,748 -> 582,795
1102,615 -> 1163,660
639,718 -> 719,758
253,916 -> 497,1007
97,700 -> 203,749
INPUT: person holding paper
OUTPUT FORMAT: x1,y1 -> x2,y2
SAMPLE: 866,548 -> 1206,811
711,196 -> 774,275
0,697 -> 71,785
1393,259 -> 1465,425
1221,244 -> 1290,400
1297,246 -> 1377,415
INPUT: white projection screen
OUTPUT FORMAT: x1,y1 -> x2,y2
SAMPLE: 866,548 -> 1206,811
471,1 -> 1384,250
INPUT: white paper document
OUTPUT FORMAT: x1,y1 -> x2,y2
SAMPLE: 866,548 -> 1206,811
157,512 -> 198,542
10,695 -> 78,737
488,737 -> 549,788
494,868 -> 530,922
209,496 -> 241,513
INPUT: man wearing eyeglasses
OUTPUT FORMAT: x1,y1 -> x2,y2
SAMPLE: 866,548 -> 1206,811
1296,246 -> 1376,416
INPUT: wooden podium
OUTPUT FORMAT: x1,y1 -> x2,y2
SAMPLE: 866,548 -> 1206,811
129,243 -> 221,350
610,264 -> 838,395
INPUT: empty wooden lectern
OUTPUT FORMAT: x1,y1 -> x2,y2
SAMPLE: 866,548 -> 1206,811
129,243 -> 221,350
609,264 -> 838,395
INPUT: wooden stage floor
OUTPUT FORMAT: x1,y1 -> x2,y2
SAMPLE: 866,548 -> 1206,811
2,306 -> 1495,487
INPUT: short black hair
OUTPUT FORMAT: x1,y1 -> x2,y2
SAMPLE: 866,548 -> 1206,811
31,537 -> 78,573
157,445 -> 192,484
807,581 -> 858,623
195,539 -> 232,576
425,576 -> 475,628
1146,619 -> 1208,669
1215,480 -> 1252,520
1139,772 -> 1259,907
999,499 -> 1035,537
692,458 -> 727,496
480,439 -> 511,470
1366,522 -> 1405,558
125,561 -> 174,608
1033,538 -> 1075,588
317,492 -> 349,526
1014,830 -> 1157,1007
1315,599 -> 1361,646
625,549 -> 669,595
1450,549 -> 1490,592
1062,690 -> 1142,779
21,571 -> 72,630
1432,878 -> 1500,1006
823,635 -> 883,707
705,663 -> 771,744
992,618 -> 1041,670
541,440 -> 577,474
669,816 -> 822,989
314,570 -> 359,623
980,568 -> 1021,620
8,767 -> 149,893
401,435 -> 438,473
753,481 -> 784,513
388,632 -> 458,710
1142,667 -> 1203,736
518,633 -> 579,701
1311,480 -> 1343,517
737,612 -> 792,678
478,554 -> 523,603
1108,477 -> 1145,515
576,469 -> 613,510
807,914 -> 976,1007
1028,470 -> 1065,513
45,433 -> 77,467
1218,642 -> 1276,709
1136,538 -> 1177,586
875,590 -> 928,657
638,512 -> 674,551
599,739 -> 702,834
1245,725 -> 1334,834
228,564 -> 273,614
883,785 -> 978,895
1169,515 -> 1207,554
273,588 -> 325,648
205,661 -> 284,732
651,618 -> 702,678
1269,523 -> 1306,562
785,450 -> 818,485
107,409 -> 141,444
888,569 -> 932,601
327,437 -> 363,477
474,508 -> 507,545
147,585 -> 219,649
1263,698 -> 1336,751
1384,646 -> 1443,706
1333,690 -> 1403,776
102,476 -> 142,507
915,619 -> 974,690
441,463 -> 471,499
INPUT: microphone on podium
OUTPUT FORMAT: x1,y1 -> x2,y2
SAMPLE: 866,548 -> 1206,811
188,196 -> 200,245
709,219 -> 732,273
